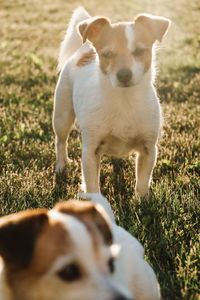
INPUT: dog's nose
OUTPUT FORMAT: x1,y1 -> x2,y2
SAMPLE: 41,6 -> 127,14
113,295 -> 134,300
117,68 -> 132,84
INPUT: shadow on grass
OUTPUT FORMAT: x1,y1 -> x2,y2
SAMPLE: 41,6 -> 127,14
51,164 -> 81,204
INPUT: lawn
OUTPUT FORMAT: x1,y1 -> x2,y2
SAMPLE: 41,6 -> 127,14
0,0 -> 200,299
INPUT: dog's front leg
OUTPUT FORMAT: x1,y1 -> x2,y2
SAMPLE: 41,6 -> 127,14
81,149 -> 101,193
135,146 -> 157,197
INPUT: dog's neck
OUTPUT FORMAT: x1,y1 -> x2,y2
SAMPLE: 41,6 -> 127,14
0,259 -> 12,300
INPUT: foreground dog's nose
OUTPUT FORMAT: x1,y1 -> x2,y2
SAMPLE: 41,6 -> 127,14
117,68 -> 132,84
113,295 -> 134,300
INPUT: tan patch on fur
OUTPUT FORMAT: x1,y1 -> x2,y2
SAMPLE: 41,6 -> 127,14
79,17 -> 110,43
76,49 -> 96,67
133,21 -> 153,73
55,200 -> 112,247
94,23 -> 131,75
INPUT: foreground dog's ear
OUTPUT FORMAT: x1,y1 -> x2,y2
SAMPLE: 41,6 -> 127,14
135,14 -> 171,43
55,200 -> 113,245
0,210 -> 48,270
78,17 -> 111,44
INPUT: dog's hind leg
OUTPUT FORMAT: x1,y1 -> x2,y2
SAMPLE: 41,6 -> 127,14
53,72 -> 75,173
135,145 -> 157,197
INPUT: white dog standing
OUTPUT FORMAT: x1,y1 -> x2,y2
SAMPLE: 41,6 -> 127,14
53,7 -> 171,197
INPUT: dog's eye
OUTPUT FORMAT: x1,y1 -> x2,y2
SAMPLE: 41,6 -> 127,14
108,257 -> 115,273
132,48 -> 146,56
57,263 -> 81,282
101,51 -> 116,59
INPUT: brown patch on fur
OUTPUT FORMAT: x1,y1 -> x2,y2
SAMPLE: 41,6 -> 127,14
76,49 -> 96,67
29,218 -> 72,275
0,209 -> 48,271
55,200 -> 113,247
79,17 -> 110,43
1,210 -> 73,300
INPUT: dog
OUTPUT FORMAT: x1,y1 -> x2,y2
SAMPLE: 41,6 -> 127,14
53,7 -> 171,197
0,196 -> 160,300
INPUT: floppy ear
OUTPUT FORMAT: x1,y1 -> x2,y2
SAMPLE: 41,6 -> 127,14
0,210 -> 48,270
135,14 -> 171,42
55,200 -> 113,245
78,17 -> 111,44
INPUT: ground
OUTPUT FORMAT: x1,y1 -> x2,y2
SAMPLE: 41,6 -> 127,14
0,0 -> 200,299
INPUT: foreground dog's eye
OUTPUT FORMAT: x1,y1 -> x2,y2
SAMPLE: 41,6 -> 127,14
108,257 -> 115,273
132,48 -> 146,56
101,51 -> 116,59
57,263 -> 81,282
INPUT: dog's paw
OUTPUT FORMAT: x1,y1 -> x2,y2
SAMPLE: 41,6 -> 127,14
55,162 -> 65,173
55,157 -> 72,173
135,187 -> 150,199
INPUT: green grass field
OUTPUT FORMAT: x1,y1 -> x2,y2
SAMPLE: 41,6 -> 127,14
0,0 -> 200,299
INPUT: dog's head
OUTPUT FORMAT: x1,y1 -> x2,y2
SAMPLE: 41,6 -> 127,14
0,201 -> 132,300
78,14 -> 170,87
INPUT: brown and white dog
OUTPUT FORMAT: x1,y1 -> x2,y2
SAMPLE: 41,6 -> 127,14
0,195 -> 160,300
53,7 -> 171,197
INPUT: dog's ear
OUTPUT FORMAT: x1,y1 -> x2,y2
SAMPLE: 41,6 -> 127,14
55,200 -> 113,245
0,210 -> 48,270
135,14 -> 171,43
78,17 -> 111,44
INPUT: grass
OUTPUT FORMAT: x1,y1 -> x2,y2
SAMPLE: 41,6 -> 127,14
0,0 -> 200,299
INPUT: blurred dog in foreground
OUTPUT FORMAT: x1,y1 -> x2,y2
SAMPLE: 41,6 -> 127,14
0,195 -> 160,300
53,7 -> 170,197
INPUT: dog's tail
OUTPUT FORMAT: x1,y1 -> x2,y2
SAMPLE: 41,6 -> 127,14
79,193 -> 116,223
57,7 -> 91,72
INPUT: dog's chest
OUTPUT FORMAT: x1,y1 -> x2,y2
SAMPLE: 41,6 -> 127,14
103,93 -> 154,137
95,100 -> 157,157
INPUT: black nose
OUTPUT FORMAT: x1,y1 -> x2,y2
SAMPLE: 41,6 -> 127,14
113,295 -> 134,300
117,68 -> 132,84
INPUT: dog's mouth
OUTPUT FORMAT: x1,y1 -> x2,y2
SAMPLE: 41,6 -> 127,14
117,82 -> 134,88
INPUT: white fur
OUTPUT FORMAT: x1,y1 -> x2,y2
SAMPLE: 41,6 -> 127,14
53,8 -> 164,197
81,193 -> 161,300
125,23 -> 135,51
132,60 -> 145,85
